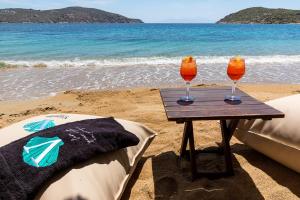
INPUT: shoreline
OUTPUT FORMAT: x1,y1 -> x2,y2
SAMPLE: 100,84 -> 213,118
0,83 -> 300,199
2,54 -> 300,67
1,83 -> 300,103
2,59 -> 300,101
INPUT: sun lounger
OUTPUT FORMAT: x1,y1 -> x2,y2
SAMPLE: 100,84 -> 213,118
0,114 -> 156,200
235,94 -> 300,173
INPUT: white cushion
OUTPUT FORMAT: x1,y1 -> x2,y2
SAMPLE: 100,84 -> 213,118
235,94 -> 300,173
0,114 -> 156,200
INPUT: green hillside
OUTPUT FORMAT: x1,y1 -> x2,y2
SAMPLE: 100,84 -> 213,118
217,7 -> 300,24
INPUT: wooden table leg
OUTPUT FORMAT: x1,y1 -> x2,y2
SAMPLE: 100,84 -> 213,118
187,121 -> 197,180
180,120 -> 239,180
220,119 -> 239,176
180,121 -> 197,180
180,122 -> 189,158
227,120 -> 240,141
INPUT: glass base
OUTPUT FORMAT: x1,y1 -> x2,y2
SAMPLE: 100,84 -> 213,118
180,95 -> 195,102
225,95 -> 241,101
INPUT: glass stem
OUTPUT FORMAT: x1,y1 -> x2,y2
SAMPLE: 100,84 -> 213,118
232,81 -> 237,96
186,81 -> 190,98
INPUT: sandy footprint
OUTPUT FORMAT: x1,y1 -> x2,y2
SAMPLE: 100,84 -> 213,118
155,176 -> 178,199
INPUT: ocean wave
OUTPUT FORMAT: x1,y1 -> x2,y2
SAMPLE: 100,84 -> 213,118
2,55 -> 300,68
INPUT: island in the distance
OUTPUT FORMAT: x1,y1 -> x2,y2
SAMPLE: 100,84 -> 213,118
0,7 -> 143,23
217,7 -> 300,24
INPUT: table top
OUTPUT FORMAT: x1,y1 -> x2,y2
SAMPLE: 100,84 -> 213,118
160,87 -> 284,122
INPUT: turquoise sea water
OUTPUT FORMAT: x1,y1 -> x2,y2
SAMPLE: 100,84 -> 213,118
1,23 -> 300,59
0,23 -> 300,100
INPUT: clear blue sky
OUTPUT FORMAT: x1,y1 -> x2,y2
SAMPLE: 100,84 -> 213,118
1,0 -> 300,23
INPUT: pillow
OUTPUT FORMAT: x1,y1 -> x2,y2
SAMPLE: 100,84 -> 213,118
235,94 -> 300,173
0,114 -> 156,200
0,117 -> 141,199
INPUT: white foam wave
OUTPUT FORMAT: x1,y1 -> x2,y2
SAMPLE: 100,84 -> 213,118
2,55 -> 300,68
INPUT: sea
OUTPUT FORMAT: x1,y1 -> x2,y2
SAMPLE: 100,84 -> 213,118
1,23 -> 300,100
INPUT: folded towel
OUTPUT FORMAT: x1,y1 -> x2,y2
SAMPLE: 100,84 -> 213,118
0,117 -> 140,200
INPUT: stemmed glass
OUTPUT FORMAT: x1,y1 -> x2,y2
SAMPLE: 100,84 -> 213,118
180,56 -> 197,102
225,56 -> 246,101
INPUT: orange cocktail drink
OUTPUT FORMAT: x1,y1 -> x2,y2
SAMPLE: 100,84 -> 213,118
225,56 -> 246,101
180,56 -> 197,102
227,57 -> 245,81
180,56 -> 197,81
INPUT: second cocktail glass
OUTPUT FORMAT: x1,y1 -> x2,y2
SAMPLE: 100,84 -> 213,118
180,56 -> 197,102
225,56 -> 246,101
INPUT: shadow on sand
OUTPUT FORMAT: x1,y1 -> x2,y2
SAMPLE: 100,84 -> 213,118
150,149 -> 264,200
232,143 -> 300,198
121,156 -> 152,200
123,144 -> 300,200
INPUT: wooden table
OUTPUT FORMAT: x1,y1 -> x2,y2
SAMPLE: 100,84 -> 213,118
159,87 -> 284,180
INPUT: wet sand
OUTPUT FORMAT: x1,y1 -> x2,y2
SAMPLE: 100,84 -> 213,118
0,84 -> 300,200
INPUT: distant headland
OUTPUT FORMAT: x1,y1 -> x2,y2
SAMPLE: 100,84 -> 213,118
217,7 -> 300,24
0,7 -> 143,23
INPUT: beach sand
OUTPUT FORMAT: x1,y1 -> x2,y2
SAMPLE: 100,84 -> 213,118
0,84 -> 300,200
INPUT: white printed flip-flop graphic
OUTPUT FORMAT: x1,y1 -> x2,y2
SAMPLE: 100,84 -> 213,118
22,136 -> 64,167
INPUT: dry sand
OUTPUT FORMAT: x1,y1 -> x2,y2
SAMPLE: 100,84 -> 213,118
0,84 -> 300,200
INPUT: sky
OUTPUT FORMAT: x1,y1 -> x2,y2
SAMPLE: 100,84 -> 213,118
0,0 -> 300,23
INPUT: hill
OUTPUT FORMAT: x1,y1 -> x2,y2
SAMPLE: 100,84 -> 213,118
0,7 -> 143,23
217,7 -> 300,24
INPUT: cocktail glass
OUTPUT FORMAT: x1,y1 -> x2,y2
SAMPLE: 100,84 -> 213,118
225,56 -> 246,101
180,56 -> 197,102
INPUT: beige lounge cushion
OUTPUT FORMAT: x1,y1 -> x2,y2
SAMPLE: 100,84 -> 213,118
0,114 -> 156,200
235,94 -> 300,173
